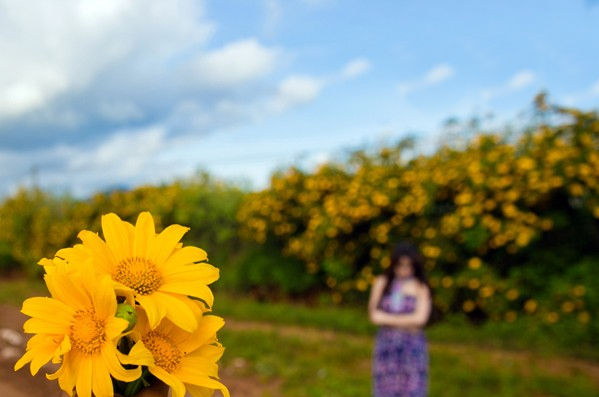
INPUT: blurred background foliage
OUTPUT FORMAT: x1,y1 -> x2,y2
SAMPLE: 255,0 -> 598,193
1,96 -> 597,349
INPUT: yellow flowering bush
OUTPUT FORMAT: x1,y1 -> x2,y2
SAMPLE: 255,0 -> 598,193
237,97 -> 599,329
14,212 -> 229,397
0,172 -> 244,278
0,97 -> 597,336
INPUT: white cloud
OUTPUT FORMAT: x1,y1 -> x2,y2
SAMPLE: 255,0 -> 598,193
507,70 -> 536,90
0,1 -> 374,198
98,101 -> 144,122
268,75 -> 323,112
0,76 -> 68,117
69,126 -> 166,171
0,0 -> 214,121
262,0 -> 283,36
0,124 -> 196,198
424,64 -> 454,85
561,78 -> 599,106
340,58 -> 371,79
190,39 -> 281,88
482,69 -> 537,101
398,63 -> 455,96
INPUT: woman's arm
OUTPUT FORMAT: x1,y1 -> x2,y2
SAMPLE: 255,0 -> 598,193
368,276 -> 386,324
370,283 -> 431,328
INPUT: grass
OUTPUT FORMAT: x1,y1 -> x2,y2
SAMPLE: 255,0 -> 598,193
2,279 -> 597,397
0,276 -> 46,306
212,290 -> 599,397
213,290 -> 598,360
218,320 -> 599,397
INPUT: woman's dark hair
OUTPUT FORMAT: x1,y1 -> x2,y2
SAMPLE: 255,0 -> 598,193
382,241 -> 430,297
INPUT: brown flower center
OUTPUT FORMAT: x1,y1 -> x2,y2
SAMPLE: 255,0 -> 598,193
113,257 -> 162,295
142,331 -> 183,373
69,309 -> 106,355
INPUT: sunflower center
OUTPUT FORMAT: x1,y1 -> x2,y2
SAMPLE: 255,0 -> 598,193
142,331 -> 183,373
113,257 -> 162,295
69,309 -> 106,355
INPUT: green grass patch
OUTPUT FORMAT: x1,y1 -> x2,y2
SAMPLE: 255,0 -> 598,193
214,292 -> 599,396
2,279 -> 597,396
214,291 -> 598,360
219,322 -> 599,397
0,277 -> 46,306
218,327 -> 372,397
213,291 -> 377,335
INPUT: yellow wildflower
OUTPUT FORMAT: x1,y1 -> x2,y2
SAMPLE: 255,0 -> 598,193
59,212 -> 219,332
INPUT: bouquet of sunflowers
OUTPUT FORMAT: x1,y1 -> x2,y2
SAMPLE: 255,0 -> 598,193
14,212 -> 229,397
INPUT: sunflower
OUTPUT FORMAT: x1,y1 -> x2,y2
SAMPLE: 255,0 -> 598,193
15,258 -> 146,397
58,212 -> 219,332
130,308 -> 230,397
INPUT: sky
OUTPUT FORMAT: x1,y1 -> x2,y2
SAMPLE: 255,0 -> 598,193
1,0 -> 598,198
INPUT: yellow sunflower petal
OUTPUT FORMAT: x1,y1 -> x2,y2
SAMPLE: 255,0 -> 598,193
162,246 -> 208,268
14,348 -> 37,373
187,382 -> 230,397
91,275 -> 118,320
124,220 -> 135,246
186,378 -> 230,397
18,333 -> 65,374
161,263 -> 219,286
136,295 -> 167,330
117,340 -> 155,367
75,354 -> 93,397
177,356 -> 219,379
46,357 -> 65,381
196,285 -> 214,309
134,212 -> 155,258
150,366 -> 187,397
149,224 -> 189,266
52,352 -> 79,396
21,297 -> 74,328
146,317 -> 188,347
23,318 -> 71,335
56,245 -> 90,267
137,295 -> 166,329
101,344 -> 141,382
185,385 -> 212,397
92,353 -> 114,397
45,268 -> 91,310
38,257 -> 57,273
49,365 -> 73,396
151,292 -> 198,332
113,282 -> 136,303
158,282 -> 215,309
104,317 -> 129,341
78,230 -> 117,273
101,213 -> 132,263
131,307 -> 152,335
54,335 -> 71,363
187,344 -> 225,364
178,316 -> 224,353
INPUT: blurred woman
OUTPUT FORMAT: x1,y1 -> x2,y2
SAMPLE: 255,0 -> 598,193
368,242 -> 432,397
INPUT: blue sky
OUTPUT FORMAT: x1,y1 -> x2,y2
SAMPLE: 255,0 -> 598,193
1,0 -> 598,198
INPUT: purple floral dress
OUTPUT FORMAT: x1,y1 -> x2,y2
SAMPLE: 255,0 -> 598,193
373,279 -> 428,397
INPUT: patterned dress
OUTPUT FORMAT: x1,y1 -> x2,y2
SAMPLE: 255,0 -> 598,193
373,279 -> 428,397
